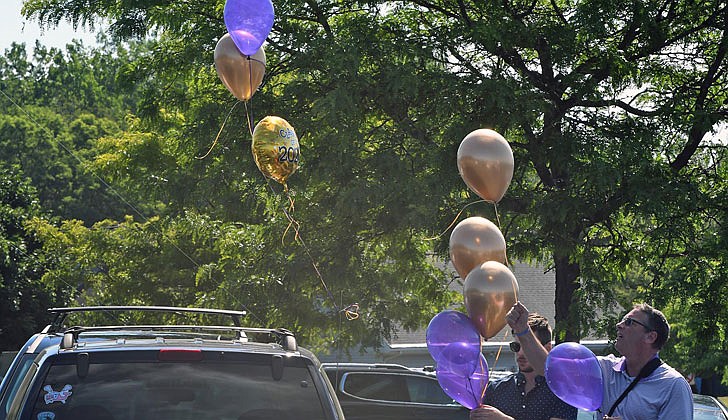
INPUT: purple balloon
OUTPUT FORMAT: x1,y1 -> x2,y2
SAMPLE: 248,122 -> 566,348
426,311 -> 481,377
437,354 -> 489,409
224,0 -> 275,56
545,342 -> 604,411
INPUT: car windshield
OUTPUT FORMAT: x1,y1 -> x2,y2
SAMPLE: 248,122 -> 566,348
694,395 -> 728,420
26,353 -> 328,420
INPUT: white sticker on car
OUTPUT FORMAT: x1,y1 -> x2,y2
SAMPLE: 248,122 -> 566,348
43,385 -> 73,404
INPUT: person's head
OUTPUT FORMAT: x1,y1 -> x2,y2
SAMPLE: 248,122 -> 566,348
616,303 -> 670,355
510,312 -> 552,373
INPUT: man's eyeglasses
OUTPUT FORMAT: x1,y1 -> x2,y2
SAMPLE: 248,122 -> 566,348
509,340 -> 549,352
621,317 -> 653,331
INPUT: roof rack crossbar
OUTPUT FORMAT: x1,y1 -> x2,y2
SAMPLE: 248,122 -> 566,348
47,306 -> 295,351
48,306 -> 246,333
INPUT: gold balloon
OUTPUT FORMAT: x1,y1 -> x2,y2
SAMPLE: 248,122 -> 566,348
252,116 -> 300,184
463,261 -> 519,339
449,216 -> 507,279
214,33 -> 266,101
457,129 -> 514,203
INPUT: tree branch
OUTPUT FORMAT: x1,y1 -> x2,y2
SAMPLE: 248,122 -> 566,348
670,27 -> 728,171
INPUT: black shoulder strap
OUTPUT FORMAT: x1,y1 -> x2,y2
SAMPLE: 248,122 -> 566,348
606,357 -> 662,417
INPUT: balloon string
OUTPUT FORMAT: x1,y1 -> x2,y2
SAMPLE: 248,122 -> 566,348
466,375 -> 478,407
195,100 -> 240,159
244,99 -> 254,137
484,329 -> 511,398
424,199 -> 487,241
493,202 -> 510,266
343,303 -> 360,320
242,53 -> 265,136
264,178 -> 358,321
280,183 -> 301,245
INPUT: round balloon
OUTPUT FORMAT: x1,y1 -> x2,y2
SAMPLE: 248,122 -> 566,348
457,129 -> 514,203
252,116 -> 300,184
426,310 -> 482,377
449,216 -> 507,279
214,34 -> 266,101
436,354 -> 489,409
224,0 -> 275,56
545,342 -> 603,411
463,261 -> 519,339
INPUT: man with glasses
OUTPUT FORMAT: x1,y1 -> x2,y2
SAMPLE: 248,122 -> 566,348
598,303 -> 693,419
470,312 -> 577,420
505,302 -> 693,420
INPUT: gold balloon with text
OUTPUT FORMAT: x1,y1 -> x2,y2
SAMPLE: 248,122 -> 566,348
252,116 -> 300,185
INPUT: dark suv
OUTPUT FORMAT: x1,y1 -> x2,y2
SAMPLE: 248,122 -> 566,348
322,363 -> 469,420
0,306 -> 344,420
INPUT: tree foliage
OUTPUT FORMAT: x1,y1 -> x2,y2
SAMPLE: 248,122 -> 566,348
0,165 -> 70,350
0,40 -> 143,223
12,0 -> 728,376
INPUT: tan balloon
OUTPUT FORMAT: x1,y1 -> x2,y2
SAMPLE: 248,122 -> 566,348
457,129 -> 514,203
449,217 -> 507,279
463,261 -> 519,339
214,33 -> 266,101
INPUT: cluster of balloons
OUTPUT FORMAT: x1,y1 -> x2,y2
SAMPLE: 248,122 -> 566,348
426,128 -> 517,408
214,0 -> 300,186
215,0 -> 273,102
426,311 -> 489,409
433,128 -> 604,412
452,129 -> 518,339
449,217 -> 515,339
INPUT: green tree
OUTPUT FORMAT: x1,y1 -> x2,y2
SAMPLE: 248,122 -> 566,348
0,40 -> 145,224
0,165 -> 69,350
21,0 -> 727,371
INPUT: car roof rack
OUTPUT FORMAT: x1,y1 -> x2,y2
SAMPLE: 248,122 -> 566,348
47,306 -> 297,352
321,362 -> 410,371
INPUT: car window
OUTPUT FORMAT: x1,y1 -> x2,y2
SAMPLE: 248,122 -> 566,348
694,408 -> 727,420
25,355 -> 329,420
693,395 -> 728,420
341,372 -> 454,405
694,404 -> 727,420
1,355 -> 36,418
408,375 -> 454,404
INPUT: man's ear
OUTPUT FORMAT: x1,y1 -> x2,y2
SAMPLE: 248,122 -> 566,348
644,330 -> 658,345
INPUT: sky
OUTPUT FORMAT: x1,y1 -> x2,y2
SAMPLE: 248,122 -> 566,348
0,0 -> 99,52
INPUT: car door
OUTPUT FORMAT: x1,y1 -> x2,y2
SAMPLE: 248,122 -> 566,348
336,371 -> 469,420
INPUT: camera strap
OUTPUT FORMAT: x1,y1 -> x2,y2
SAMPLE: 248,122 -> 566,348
606,357 -> 662,417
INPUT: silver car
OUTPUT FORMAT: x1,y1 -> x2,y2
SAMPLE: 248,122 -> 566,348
577,394 -> 728,420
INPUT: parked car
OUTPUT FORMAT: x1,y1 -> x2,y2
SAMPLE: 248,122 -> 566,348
322,362 -> 469,420
694,394 -> 728,420
577,393 -> 728,419
0,306 -> 344,420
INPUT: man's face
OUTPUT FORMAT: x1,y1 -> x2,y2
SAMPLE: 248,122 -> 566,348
615,308 -> 654,355
514,337 -> 551,373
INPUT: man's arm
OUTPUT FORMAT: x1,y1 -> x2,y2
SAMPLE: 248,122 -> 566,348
657,378 -> 693,419
506,301 -> 549,376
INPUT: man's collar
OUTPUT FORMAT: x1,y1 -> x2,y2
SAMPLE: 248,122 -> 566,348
515,372 -> 546,387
